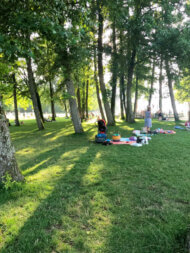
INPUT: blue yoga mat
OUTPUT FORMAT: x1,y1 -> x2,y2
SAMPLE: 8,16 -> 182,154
120,138 -> 130,142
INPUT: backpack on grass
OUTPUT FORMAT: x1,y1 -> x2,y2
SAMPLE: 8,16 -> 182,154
95,133 -> 107,143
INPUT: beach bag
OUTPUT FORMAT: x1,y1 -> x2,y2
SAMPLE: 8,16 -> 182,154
95,133 -> 107,143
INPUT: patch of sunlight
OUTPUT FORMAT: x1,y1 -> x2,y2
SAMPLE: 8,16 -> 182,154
27,165 -> 63,182
0,185 -> 56,249
96,152 -> 101,159
49,128 -> 73,141
82,152 -> 103,186
119,125 -> 134,131
16,147 -> 36,156
23,158 -> 51,176
43,132 -> 54,137
86,191 -> 112,250
116,118 -> 124,123
65,163 -> 75,172
61,147 -> 89,160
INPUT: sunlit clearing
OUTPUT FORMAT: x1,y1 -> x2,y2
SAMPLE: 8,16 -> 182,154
43,132 -> 54,137
17,147 -> 36,156
82,152 -> 103,186
119,125 -> 134,131
49,128 -> 70,141
23,158 -> 51,176
61,147 -> 89,160
27,165 -> 62,182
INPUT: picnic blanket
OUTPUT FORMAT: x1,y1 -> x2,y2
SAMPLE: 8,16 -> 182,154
174,126 -> 185,130
155,128 -> 176,134
111,140 -> 136,145
111,138 -> 136,145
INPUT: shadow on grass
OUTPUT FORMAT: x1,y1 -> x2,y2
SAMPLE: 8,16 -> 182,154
3,119 -> 188,252
99,138 -> 189,253
1,145 -> 98,253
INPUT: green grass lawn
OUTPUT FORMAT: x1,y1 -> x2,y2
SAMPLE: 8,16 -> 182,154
0,118 -> 190,253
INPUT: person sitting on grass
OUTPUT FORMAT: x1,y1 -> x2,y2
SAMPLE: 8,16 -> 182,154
144,106 -> 152,133
185,121 -> 190,131
157,110 -> 167,121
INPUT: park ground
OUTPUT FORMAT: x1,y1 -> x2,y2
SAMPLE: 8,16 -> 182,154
0,118 -> 190,253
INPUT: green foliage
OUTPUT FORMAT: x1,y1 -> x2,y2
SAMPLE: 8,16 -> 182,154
2,173 -> 22,191
176,71 -> 190,103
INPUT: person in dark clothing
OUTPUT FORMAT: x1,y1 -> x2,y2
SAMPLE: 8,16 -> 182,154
158,110 -> 167,121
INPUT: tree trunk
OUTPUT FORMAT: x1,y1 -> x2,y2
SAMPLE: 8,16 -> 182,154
65,78 -> 83,133
86,80 -> 89,119
12,74 -> 20,126
26,57 -> 44,130
111,20 -> 118,120
126,49 -> 136,123
97,3 -> 114,125
165,60 -> 179,121
133,75 -> 139,118
0,98 -> 24,183
77,87 -> 82,119
64,101 -> 68,118
49,80 -> 56,121
82,82 -> 86,120
119,30 -> 125,120
119,74 -> 125,120
36,91 -> 44,123
148,60 -> 155,107
94,46 -> 105,120
159,57 -> 163,112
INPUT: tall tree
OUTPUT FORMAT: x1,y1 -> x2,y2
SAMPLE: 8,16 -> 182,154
165,59 -> 179,121
94,46 -> 105,120
0,95 -> 24,183
97,0 -> 114,125
65,77 -> 83,133
26,57 -> 44,130
110,20 -> 118,120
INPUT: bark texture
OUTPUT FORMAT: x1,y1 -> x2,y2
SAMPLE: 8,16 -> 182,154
0,103 -> 24,183
119,31 -> 126,120
36,91 -> 44,123
26,57 -> 44,130
126,49 -> 136,123
165,60 -> 179,121
66,79 -> 83,133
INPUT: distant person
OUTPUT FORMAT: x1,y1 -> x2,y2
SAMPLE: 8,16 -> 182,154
144,106 -> 152,133
158,110 -> 167,121
185,121 -> 190,131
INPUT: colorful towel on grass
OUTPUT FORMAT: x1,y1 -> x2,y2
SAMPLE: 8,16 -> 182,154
174,126 -> 185,130
155,129 -> 176,134
111,140 -> 136,145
